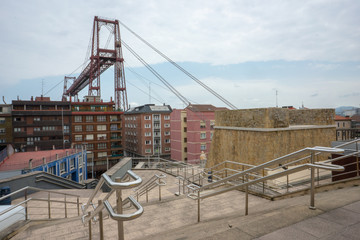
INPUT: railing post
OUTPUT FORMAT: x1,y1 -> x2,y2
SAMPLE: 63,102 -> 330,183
88,211 -> 92,240
77,197 -> 80,216
192,168 -> 194,181
158,177 -> 161,201
245,174 -> 249,216
48,192 -> 51,219
309,152 -> 316,210
146,186 -> 148,203
177,167 -> 179,176
182,178 -> 185,194
98,200 -> 104,240
24,189 -> 28,220
64,195 -> 67,218
115,178 -> 124,240
262,169 -> 265,194
356,141 -> 359,177
178,177 -> 181,195
197,190 -> 200,222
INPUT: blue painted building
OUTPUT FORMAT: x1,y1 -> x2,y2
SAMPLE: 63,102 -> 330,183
20,150 -> 88,183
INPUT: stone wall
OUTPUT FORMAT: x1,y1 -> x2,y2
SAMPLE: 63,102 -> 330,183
208,108 -> 336,168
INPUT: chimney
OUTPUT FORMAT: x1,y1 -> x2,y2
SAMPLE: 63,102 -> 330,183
43,157 -> 46,165
29,159 -> 33,169
35,146 -> 38,152
31,96 -> 34,101
53,145 -> 55,150
66,151 -> 69,156
56,154 -> 58,160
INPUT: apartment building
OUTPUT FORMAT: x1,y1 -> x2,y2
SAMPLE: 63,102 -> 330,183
11,97 -> 71,152
0,104 -> 12,150
71,96 -> 123,177
335,115 -> 354,141
171,104 -> 223,163
123,104 -> 172,158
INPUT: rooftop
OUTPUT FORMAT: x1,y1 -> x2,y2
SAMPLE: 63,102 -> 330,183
0,149 -> 76,171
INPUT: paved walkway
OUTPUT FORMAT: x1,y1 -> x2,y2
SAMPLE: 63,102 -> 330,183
256,200 -> 360,240
8,170 -> 360,240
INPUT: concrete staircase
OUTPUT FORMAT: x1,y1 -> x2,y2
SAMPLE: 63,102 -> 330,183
8,170 -> 360,240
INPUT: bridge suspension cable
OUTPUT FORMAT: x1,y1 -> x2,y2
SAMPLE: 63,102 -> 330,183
119,20 -> 238,110
121,41 -> 190,107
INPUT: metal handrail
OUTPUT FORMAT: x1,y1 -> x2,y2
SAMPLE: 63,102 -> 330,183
82,170 -> 143,239
104,196 -> 143,221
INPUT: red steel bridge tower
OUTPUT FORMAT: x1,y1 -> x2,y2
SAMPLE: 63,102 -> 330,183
64,16 -> 128,111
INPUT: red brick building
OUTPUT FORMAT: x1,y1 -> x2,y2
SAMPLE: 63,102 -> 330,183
71,96 -> 123,177
123,104 -> 172,158
171,104 -> 225,163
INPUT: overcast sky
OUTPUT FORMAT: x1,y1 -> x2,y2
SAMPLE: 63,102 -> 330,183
0,0 -> 359,109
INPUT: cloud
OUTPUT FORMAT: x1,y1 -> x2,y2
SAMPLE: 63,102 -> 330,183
310,93 -> 319,97
340,92 -> 360,98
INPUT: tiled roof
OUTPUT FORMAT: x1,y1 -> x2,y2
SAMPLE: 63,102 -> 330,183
0,149 -> 76,171
186,104 -> 225,112
334,115 -> 352,121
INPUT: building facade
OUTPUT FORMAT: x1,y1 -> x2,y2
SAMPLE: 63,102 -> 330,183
335,115 -> 354,141
123,104 -> 172,158
11,97 -> 71,152
171,104 -> 220,163
0,104 -> 12,151
71,96 -> 123,178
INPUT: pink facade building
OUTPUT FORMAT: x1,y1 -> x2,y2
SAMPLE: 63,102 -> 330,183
171,104 -> 224,163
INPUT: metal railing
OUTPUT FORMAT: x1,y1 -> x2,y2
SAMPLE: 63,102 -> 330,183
133,173 -> 166,203
0,186 -> 81,222
81,170 -> 143,240
186,146 -> 351,222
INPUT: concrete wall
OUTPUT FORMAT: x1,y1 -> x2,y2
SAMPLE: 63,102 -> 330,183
208,108 -> 336,167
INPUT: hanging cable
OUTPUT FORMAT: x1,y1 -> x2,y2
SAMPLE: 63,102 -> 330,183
121,40 -> 191,107
119,20 -> 237,110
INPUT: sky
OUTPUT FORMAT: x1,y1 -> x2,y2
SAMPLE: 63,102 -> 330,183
0,0 -> 359,110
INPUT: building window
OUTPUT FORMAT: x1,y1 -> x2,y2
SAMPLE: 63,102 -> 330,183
184,127 -> 187,132
145,140 -> 151,145
164,131 -> 170,136
210,132 -> 214,140
337,123 -> 339,127
14,117 -> 22,122
98,143 -> 107,149
34,117 -> 40,121
87,144 -> 94,150
145,124 -> 151,128
48,166 -> 56,175
97,134 -> 107,140
70,158 -> 75,169
200,120 -> 206,128
343,122 -> 345,127
98,152 -> 107,158
164,123 -> 170,128
86,116 -> 93,122
164,115 -> 170,120
184,117 -> 187,122
145,132 -> 151,137
200,144 -> 206,150
86,134 -> 94,140
75,125 -> 82,132
110,124 -> 117,131
165,139 -> 170,143
154,115 -> 160,120
97,125 -> 107,131
165,147 -> 170,151
42,126 -> 56,131
60,162 -> 67,174
64,125 -> 70,133
0,117 -> 5,124
0,128 -> 5,134
0,139 -> 5,143
86,125 -> 94,131
145,149 -> 151,153
27,137 -> 34,145
200,132 -> 206,139
75,135 -> 82,141
75,116 -> 82,122
97,116 -> 106,122
184,147 -> 187,152
144,115 -> 151,120
14,127 -> 21,132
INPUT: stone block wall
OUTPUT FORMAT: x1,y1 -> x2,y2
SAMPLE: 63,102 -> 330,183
208,108 -> 336,168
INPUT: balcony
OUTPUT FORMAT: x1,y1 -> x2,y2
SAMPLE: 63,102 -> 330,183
111,145 -> 122,150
